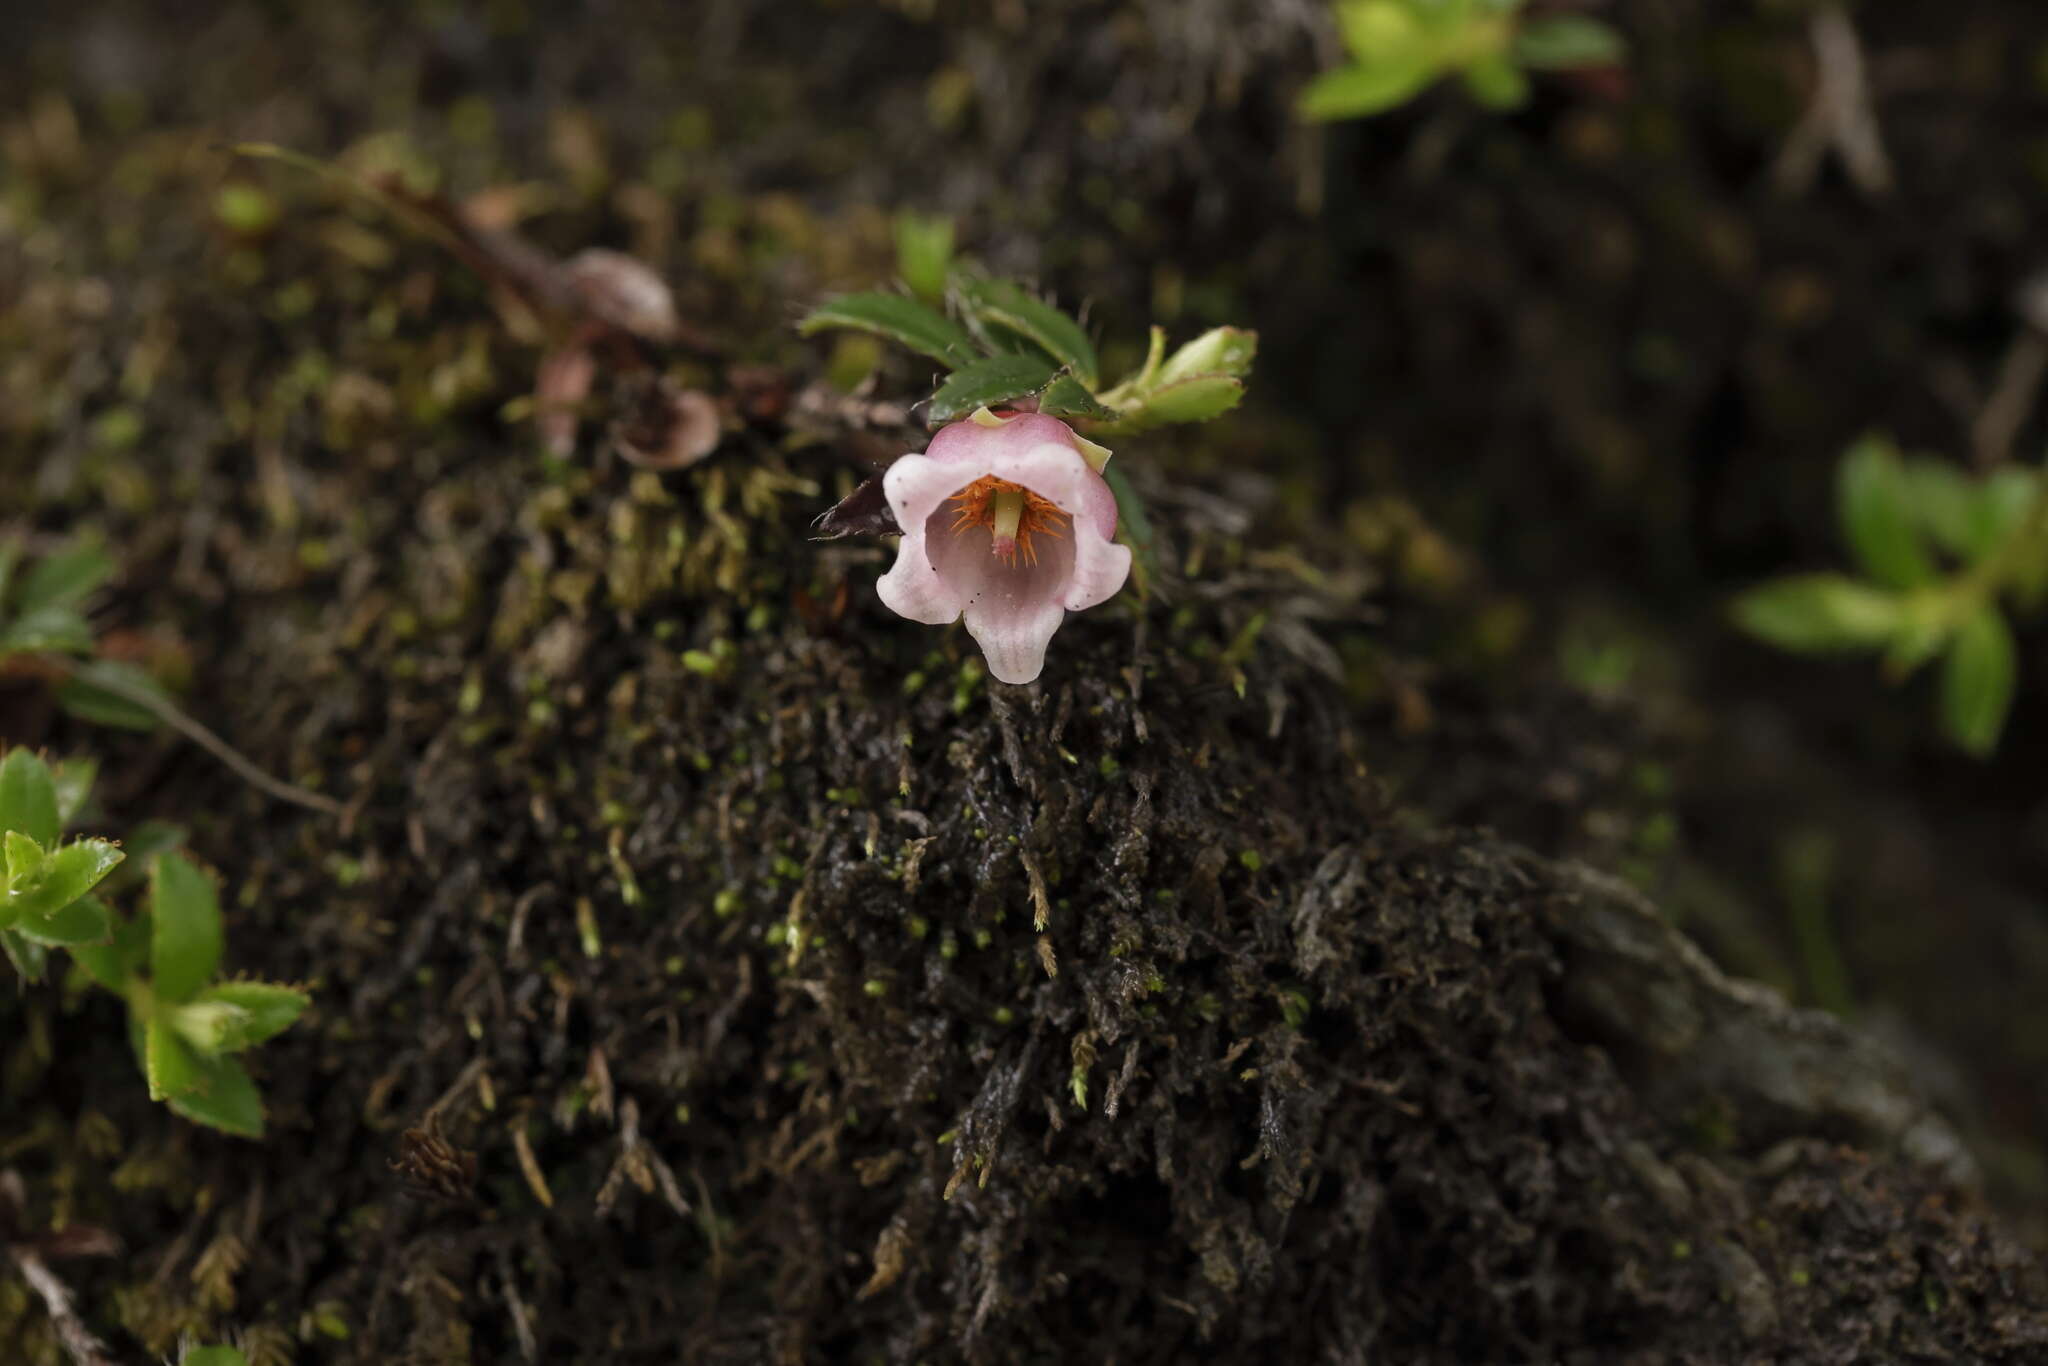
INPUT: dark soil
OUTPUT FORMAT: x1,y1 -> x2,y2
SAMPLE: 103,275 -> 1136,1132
3,2 -> 2046,1363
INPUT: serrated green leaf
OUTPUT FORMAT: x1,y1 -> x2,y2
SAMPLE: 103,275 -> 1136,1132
2,928 -> 50,982
1512,16 -> 1627,70
1941,607 -> 2016,757
972,321 -> 1060,370
0,749 -> 61,848
1839,436 -> 1937,588
893,212 -> 955,305
926,353 -> 1059,424
1037,374 -> 1119,423
797,292 -> 979,368
1462,53 -> 1530,109
56,657 -> 176,732
1730,574 -> 1904,653
151,852 -> 223,1002
14,544 -> 113,615
1156,327 -> 1258,386
1298,60 -> 1439,121
957,278 -> 1098,387
8,840 -> 123,922
165,1052 -> 266,1137
16,893 -> 112,948
72,911 -> 149,992
0,605 -> 95,655
195,981 -> 311,1048
51,757 -> 98,826
145,1015 -> 204,1100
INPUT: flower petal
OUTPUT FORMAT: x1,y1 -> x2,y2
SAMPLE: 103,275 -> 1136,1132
875,453 -> 986,624
928,519 -> 1074,685
1064,534 -> 1132,612
925,412 -> 1080,466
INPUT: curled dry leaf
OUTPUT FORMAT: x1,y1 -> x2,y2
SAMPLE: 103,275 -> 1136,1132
565,247 -> 681,342
612,377 -> 723,470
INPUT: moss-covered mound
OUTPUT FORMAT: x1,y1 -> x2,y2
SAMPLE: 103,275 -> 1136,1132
3,2 -> 2045,1363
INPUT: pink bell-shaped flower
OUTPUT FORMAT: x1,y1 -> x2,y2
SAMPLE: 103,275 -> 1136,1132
877,411 -> 1131,684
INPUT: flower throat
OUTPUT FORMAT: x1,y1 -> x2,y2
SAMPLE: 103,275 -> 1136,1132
946,476 -> 1069,567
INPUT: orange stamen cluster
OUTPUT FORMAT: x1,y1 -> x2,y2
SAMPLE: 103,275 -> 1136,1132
946,475 -> 1069,567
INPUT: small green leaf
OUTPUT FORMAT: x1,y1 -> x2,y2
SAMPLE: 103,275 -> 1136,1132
1037,374 -> 1120,423
957,278 -> 1098,387
1335,0 -> 1424,61
183,1349 -> 251,1366
1512,16 -> 1627,70
1155,327 -> 1258,386
1903,458 -> 1986,560
151,853 -> 224,1002
145,1015 -> 204,1100
0,749 -> 61,847
14,543 -> 114,614
1971,467 -> 2040,561
797,292 -> 980,369
893,212 -> 955,305
1838,436 -> 1937,588
8,840 -> 124,922
0,605 -> 95,655
926,353 -> 1059,424
1298,60 -> 1439,121
56,657 -> 175,732
51,757 -> 98,826
72,911 -> 149,992
194,980 -> 311,1048
165,1053 -> 266,1137
1147,375 -> 1245,424
1904,460 -> 2036,564
1940,607 -> 2016,757
16,893 -> 112,948
1730,574 -> 1904,653
1,928 -> 50,982
1106,375 -> 1247,434
2,830 -> 44,913
1462,54 -> 1531,110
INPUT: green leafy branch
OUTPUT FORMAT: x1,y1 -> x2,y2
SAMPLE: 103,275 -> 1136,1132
797,226 -> 1256,439
0,540 -> 341,816
1,748 -> 310,1137
799,219 -> 1256,594
1731,435 -> 2048,756
1299,0 -> 1625,121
